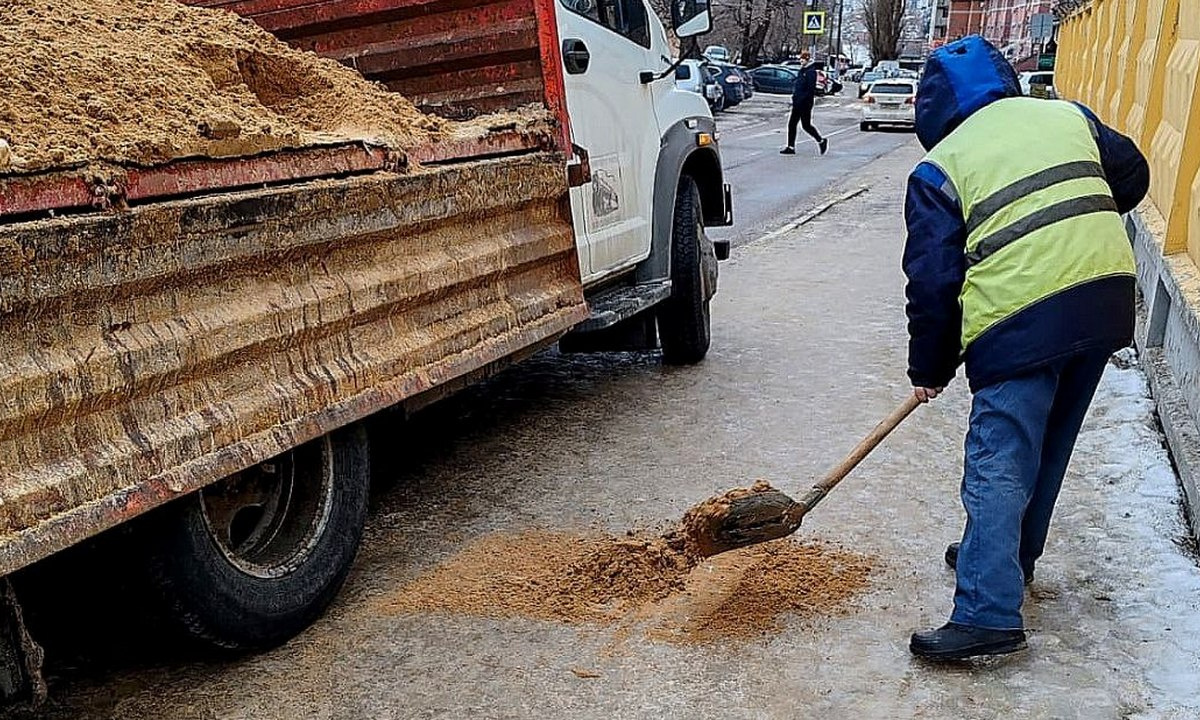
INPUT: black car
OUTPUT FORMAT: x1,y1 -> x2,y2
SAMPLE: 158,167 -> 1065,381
747,65 -> 799,95
708,63 -> 746,108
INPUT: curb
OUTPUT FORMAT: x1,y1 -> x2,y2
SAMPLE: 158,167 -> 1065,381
1129,210 -> 1200,543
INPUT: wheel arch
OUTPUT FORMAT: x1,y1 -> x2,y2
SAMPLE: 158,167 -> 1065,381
637,117 -> 728,284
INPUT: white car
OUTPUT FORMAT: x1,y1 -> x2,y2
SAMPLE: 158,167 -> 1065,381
1019,71 -> 1056,98
675,59 -> 723,109
703,45 -> 730,62
860,79 -> 918,131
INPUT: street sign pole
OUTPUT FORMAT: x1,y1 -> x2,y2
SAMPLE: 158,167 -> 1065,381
803,8 -> 826,59
836,0 -> 844,61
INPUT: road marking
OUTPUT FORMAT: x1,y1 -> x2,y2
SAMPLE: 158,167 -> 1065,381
745,128 -> 780,139
745,186 -> 870,245
723,121 -> 863,168
745,123 -> 860,142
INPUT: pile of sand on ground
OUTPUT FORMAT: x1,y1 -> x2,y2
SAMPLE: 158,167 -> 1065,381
378,528 -> 875,644
0,0 -> 449,173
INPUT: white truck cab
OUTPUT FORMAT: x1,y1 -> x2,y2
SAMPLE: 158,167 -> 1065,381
556,0 -> 732,364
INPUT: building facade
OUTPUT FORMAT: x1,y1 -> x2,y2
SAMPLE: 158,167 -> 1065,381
981,0 -> 1053,64
929,0 -> 986,45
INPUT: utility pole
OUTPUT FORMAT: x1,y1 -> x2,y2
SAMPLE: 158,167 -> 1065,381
807,0 -> 820,59
836,0 -> 844,64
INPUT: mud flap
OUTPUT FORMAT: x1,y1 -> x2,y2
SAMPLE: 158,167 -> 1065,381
0,580 -> 45,707
700,233 -> 718,302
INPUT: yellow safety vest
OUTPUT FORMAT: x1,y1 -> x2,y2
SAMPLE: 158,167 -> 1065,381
924,97 -> 1135,349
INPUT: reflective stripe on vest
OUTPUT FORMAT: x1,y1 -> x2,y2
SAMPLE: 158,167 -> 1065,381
924,97 -> 1135,349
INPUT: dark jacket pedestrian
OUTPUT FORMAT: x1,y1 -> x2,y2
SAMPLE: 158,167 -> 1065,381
791,62 -> 819,104
903,35 -> 1149,661
781,57 -> 827,155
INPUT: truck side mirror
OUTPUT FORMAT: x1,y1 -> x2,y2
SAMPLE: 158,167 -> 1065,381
671,0 -> 712,38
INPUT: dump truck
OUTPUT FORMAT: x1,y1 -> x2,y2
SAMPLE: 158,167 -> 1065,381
0,0 -> 730,699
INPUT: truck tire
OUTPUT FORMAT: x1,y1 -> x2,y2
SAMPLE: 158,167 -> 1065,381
658,175 -> 714,365
141,425 -> 370,651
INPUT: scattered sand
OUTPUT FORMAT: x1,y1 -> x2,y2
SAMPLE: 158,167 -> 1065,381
0,0 -> 447,173
378,529 -> 874,645
644,539 -> 876,644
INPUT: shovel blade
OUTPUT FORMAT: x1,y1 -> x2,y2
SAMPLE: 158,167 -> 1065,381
683,489 -> 804,557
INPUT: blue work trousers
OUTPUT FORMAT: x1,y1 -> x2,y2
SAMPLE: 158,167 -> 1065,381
951,349 -> 1112,630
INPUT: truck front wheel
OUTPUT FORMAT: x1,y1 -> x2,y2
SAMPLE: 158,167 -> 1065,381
658,175 -> 715,365
141,425 -> 370,651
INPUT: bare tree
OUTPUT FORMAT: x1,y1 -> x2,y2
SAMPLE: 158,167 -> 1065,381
651,0 -> 809,64
862,0 -> 905,62
731,0 -> 796,65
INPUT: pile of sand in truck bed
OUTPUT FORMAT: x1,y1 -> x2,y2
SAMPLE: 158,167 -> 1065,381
378,529 -> 874,644
0,0 -> 449,173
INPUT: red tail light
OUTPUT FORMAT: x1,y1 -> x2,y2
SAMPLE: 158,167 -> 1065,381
905,96 -> 915,104
865,96 -> 875,104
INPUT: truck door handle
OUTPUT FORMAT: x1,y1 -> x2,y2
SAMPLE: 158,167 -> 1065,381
562,39 -> 590,74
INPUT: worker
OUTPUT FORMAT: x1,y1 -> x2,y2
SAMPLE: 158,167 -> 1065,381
902,36 -> 1149,660
780,52 -> 828,156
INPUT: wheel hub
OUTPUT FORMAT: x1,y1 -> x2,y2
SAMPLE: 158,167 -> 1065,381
199,439 -> 335,578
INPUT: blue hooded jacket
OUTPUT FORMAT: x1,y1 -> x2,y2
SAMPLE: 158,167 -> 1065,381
903,36 -> 1150,390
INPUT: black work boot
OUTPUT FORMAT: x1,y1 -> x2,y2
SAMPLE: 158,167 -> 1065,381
910,622 -> 1027,660
945,542 -> 1033,585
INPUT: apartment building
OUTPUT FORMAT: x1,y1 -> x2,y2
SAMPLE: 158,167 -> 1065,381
981,0 -> 1053,62
929,0 -> 986,44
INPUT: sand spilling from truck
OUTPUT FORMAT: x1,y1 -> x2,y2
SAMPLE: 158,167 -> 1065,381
378,528 -> 874,644
0,0 -> 462,173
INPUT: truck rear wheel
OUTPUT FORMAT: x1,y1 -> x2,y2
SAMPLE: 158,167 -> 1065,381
141,425 -> 370,651
658,175 -> 715,365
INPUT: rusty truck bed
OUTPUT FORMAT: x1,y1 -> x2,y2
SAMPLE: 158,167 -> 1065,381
0,149 -> 587,576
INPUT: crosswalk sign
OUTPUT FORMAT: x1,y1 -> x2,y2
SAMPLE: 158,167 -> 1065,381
803,11 -> 825,34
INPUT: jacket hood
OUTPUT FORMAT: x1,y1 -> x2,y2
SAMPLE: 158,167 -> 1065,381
915,35 -> 1021,150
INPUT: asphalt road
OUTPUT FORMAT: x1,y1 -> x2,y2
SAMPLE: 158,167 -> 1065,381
707,91 -> 914,246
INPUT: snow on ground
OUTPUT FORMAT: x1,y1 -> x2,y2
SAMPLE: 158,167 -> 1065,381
1074,349 -> 1200,717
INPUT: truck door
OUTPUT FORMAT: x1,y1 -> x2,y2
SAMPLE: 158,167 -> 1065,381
557,0 -> 661,284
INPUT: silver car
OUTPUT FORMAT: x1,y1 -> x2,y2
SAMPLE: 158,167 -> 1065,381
860,79 -> 917,131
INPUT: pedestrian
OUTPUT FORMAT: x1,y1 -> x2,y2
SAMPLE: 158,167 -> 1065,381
780,52 -> 827,156
902,36 -> 1149,660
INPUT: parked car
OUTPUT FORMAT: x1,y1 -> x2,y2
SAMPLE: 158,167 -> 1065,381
675,59 -> 725,111
858,70 -> 884,97
734,66 -> 755,98
816,68 -> 844,95
747,64 -> 799,94
860,78 -> 917,131
1020,71 -> 1057,98
709,62 -> 746,108
704,45 -> 731,62
874,59 -> 901,76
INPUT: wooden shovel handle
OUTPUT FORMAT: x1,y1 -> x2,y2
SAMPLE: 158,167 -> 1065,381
813,394 -> 922,495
